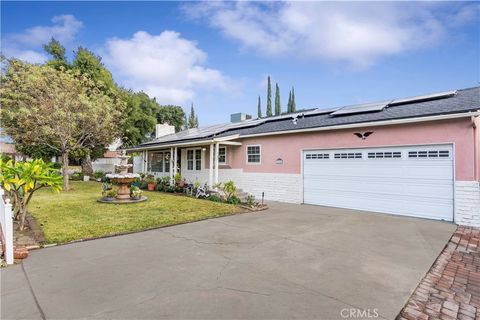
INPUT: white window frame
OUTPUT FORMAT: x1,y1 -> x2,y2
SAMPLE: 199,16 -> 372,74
218,146 -> 227,165
148,151 -> 170,173
186,148 -> 202,171
246,145 -> 261,164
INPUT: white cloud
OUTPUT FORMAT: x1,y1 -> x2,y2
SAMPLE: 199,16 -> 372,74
2,15 -> 83,63
103,30 -> 237,105
184,1 -> 479,68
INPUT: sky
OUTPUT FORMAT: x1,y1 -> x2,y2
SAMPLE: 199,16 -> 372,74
2,1 -> 479,125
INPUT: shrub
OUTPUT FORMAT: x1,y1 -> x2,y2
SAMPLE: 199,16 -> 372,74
93,170 -> 105,180
227,195 -> 240,205
71,171 -> 83,181
130,186 -> 143,198
0,159 -> 62,230
208,195 -> 222,202
103,189 -> 116,198
245,194 -> 256,206
174,172 -> 182,185
155,176 -> 171,192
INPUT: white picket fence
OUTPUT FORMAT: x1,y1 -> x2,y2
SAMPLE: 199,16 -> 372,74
0,187 -> 14,264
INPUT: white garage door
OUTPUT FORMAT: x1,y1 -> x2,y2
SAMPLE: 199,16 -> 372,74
303,145 -> 453,221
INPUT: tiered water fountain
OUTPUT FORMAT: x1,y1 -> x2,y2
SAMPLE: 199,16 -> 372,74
98,151 -> 147,203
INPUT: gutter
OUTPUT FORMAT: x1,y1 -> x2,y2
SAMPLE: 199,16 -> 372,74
124,135 -> 241,152
236,111 -> 480,139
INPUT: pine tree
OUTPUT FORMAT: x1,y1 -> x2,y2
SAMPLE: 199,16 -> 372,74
274,83 -> 281,116
257,96 -> 262,118
291,87 -> 296,112
287,90 -> 292,113
266,76 -> 272,117
188,104 -> 198,128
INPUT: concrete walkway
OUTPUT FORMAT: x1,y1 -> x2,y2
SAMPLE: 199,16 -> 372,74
1,203 -> 455,320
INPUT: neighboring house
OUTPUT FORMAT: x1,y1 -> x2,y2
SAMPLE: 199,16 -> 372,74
128,87 -> 480,227
0,128 -> 26,161
91,139 -> 123,173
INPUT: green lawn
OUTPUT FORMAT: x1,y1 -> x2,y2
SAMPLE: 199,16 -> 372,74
28,181 -> 238,244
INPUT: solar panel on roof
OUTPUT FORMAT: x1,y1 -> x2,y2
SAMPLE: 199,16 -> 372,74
390,90 -> 457,106
330,101 -> 390,116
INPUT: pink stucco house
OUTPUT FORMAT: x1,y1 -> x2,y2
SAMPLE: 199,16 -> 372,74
129,87 -> 480,226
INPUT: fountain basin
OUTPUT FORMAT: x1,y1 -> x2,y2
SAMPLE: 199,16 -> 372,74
97,196 -> 147,204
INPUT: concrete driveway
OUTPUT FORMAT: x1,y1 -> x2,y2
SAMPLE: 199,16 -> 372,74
2,203 -> 455,320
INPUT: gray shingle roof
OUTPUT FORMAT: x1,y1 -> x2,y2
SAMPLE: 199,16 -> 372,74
136,86 -> 479,148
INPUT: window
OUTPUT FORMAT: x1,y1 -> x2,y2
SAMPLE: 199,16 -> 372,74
305,153 -> 329,160
367,151 -> 402,159
187,149 -> 202,171
218,147 -> 227,164
148,151 -> 170,172
247,145 -> 261,164
408,150 -> 449,158
334,152 -> 362,159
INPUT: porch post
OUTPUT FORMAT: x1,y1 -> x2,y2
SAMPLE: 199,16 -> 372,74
214,142 -> 220,185
144,150 -> 148,173
209,144 -> 214,187
174,147 -> 178,178
170,147 -> 174,185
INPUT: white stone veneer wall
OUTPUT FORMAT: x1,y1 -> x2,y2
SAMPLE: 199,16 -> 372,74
455,181 -> 480,227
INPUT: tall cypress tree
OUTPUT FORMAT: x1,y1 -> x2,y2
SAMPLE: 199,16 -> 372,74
287,90 -> 292,113
188,104 -> 198,128
266,76 -> 272,117
274,83 -> 281,116
257,96 -> 262,118
291,87 -> 296,112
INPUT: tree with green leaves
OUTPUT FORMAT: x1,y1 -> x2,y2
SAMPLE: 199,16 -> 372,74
266,76 -> 272,117
0,60 -> 123,191
43,38 -> 68,69
0,159 -> 63,230
287,90 -> 293,113
291,87 -> 296,112
157,105 -> 186,132
275,83 -> 281,116
257,96 -> 262,118
121,91 -> 159,147
43,40 -> 124,175
188,104 -> 199,128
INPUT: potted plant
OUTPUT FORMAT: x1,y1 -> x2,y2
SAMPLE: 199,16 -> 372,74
130,186 -> 143,200
174,173 -> 184,188
145,175 -> 156,191
103,189 -> 117,201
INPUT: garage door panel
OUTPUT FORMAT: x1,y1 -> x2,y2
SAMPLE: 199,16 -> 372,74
303,145 -> 453,221
304,185 -> 452,202
304,190 -> 452,220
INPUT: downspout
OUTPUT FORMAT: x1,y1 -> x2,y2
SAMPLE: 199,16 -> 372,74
472,115 -> 479,181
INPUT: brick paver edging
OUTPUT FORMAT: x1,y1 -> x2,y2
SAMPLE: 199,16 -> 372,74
398,226 -> 480,320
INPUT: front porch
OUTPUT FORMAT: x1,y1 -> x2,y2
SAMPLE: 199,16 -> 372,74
133,137 -> 243,188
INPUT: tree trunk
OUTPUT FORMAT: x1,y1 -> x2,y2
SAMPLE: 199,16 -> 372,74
81,153 -> 93,176
18,202 -> 27,231
62,151 -> 69,191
